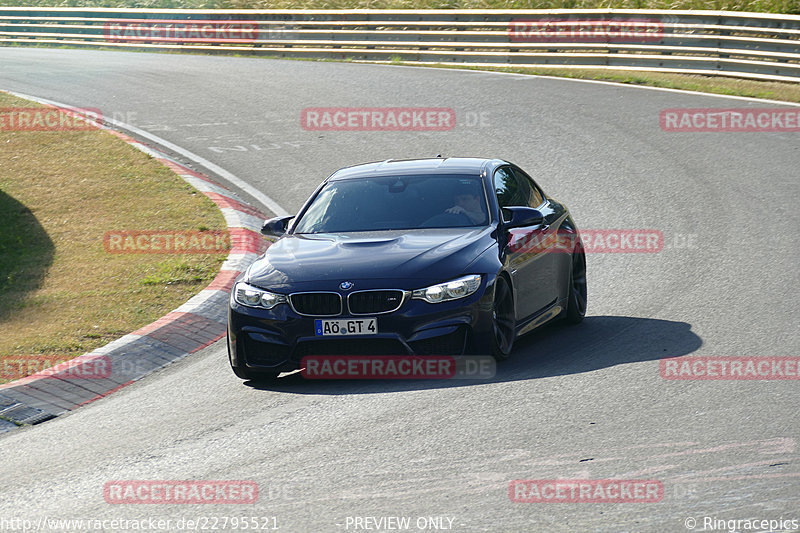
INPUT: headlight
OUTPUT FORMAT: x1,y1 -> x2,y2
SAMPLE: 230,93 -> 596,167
412,275 -> 481,304
232,282 -> 287,309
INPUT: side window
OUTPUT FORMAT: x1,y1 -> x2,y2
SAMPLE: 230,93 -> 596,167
509,167 -> 545,207
493,167 -> 524,210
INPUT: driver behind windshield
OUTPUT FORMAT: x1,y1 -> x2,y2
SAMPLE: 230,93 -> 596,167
445,181 -> 486,224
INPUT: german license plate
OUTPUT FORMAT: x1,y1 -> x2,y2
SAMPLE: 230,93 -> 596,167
315,318 -> 377,336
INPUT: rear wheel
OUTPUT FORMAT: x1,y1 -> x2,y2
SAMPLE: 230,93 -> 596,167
565,243 -> 587,324
492,275 -> 516,360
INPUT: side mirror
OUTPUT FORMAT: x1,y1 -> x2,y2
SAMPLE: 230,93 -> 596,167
500,207 -> 544,229
261,215 -> 294,237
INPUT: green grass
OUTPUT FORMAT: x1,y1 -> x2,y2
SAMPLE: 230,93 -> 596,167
140,258 -> 224,285
0,91 -> 229,382
396,63 -> 800,102
0,190 -> 54,319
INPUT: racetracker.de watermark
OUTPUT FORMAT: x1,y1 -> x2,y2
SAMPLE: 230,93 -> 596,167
300,107 -> 456,131
104,21 -> 260,43
103,230 -> 234,254
509,18 -> 663,42
509,479 -> 663,503
0,355 -> 111,380
661,357 -> 800,380
508,229 -> 663,254
103,481 -> 258,504
301,355 -> 496,380
0,107 -> 102,132
0,517 -> 278,532
660,108 -> 800,132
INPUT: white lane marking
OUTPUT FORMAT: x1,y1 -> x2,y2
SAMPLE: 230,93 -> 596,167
219,207 -> 263,231
4,90 -> 289,217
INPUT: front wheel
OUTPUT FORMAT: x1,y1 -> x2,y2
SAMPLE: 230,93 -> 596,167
492,275 -> 516,360
564,243 -> 587,324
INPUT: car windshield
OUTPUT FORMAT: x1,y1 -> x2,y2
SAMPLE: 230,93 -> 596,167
292,175 -> 489,234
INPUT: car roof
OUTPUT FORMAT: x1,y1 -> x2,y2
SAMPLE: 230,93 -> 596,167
327,157 -> 504,181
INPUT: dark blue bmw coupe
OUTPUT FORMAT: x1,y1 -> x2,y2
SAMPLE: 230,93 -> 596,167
227,157 -> 586,380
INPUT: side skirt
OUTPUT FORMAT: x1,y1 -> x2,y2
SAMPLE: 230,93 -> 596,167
515,299 -> 565,338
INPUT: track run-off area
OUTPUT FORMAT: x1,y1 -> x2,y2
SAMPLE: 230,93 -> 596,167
0,48 -> 798,532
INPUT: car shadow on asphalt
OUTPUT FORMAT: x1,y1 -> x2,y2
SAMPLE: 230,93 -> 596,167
243,315 -> 702,394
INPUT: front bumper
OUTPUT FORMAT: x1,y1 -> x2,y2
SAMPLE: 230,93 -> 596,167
227,281 -> 496,373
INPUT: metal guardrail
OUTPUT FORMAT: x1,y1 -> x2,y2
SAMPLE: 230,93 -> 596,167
1,8 -> 799,82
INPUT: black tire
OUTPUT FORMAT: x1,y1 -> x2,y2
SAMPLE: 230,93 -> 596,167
231,366 -> 280,382
492,275 -> 516,360
565,243 -> 587,324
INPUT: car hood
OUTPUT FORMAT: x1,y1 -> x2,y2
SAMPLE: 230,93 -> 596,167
246,228 -> 495,290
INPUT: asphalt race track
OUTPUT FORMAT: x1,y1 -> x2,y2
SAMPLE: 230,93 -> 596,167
0,48 -> 798,532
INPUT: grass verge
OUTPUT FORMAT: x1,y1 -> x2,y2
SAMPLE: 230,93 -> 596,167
0,92 -> 228,384
386,62 -> 800,103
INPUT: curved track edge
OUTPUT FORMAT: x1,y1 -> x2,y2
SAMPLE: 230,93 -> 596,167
0,98 -> 272,431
